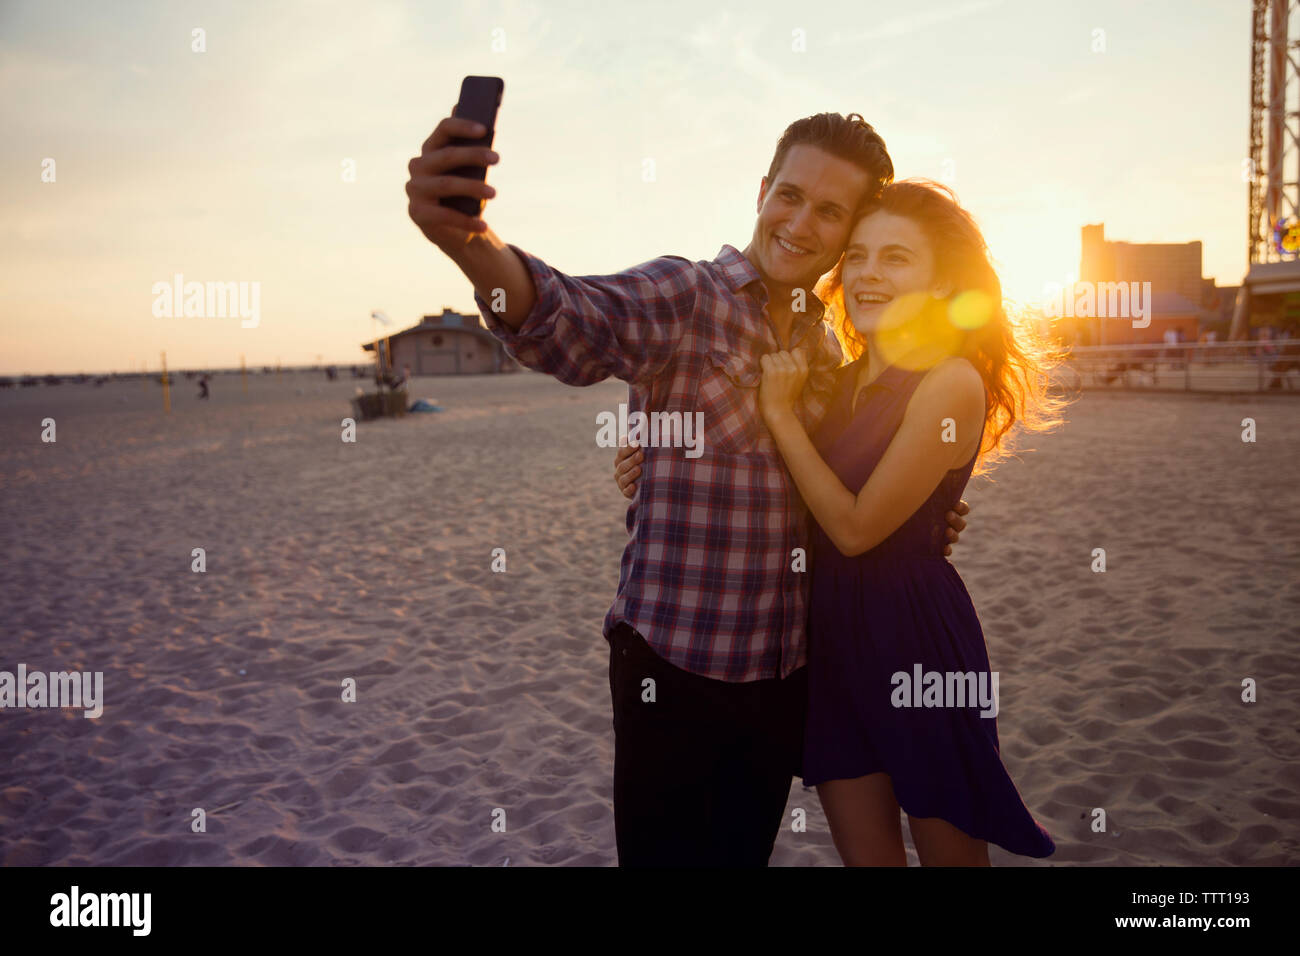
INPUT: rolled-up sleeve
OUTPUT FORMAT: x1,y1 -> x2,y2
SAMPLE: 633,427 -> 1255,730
474,244 -> 696,387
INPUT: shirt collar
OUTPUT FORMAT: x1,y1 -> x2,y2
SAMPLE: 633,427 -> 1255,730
713,244 -> 828,320
714,244 -> 762,293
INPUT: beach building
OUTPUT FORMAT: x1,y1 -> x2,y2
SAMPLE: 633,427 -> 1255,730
362,309 -> 518,375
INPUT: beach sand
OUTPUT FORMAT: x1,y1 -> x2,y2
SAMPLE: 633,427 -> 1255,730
0,371 -> 1296,866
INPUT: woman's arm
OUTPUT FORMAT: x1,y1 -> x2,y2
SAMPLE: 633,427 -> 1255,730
610,438 -> 973,552
760,354 -> 985,558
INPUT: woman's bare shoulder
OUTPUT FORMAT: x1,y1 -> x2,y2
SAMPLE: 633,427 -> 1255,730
914,356 -> 984,409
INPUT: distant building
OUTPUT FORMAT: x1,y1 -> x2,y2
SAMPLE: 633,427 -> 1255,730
1235,262 -> 1300,337
1071,224 -> 1216,345
1081,224 -> 1205,302
362,309 -> 518,375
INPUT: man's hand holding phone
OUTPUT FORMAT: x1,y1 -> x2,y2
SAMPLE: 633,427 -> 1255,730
405,111 -> 500,252
406,77 -> 536,329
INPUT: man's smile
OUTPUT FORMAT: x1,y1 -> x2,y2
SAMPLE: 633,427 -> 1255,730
774,235 -> 815,257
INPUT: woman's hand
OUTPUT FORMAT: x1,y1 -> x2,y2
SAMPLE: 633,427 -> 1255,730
758,348 -> 810,422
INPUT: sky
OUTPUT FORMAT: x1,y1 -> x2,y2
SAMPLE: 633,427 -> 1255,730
0,0 -> 1249,374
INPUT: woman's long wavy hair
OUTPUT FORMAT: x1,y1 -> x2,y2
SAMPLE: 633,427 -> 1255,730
816,179 -> 1070,475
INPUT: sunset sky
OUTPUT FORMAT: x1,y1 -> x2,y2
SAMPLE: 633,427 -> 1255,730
1,0 -> 1248,374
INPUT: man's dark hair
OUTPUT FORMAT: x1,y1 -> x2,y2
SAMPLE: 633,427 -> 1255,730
765,112 -> 894,201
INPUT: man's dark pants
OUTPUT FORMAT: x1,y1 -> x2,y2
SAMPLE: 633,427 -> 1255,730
607,621 -> 808,866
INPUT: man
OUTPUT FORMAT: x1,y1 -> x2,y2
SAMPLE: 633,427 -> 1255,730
406,110 -> 968,866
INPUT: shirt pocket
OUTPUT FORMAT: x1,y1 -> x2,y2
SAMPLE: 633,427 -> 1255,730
708,350 -> 762,387
693,349 -> 773,454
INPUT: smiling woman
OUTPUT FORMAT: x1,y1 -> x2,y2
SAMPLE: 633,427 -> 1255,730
815,179 -> 1068,474
752,178 -> 1072,866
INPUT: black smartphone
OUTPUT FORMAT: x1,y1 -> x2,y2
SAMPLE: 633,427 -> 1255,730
439,75 -> 504,219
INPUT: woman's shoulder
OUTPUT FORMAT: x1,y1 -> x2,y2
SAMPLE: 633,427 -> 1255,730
898,358 -> 986,463
913,356 -> 985,409
921,355 -> 981,385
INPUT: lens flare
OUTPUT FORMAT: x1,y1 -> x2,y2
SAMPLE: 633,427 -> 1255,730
874,292 -> 962,370
949,289 -> 994,330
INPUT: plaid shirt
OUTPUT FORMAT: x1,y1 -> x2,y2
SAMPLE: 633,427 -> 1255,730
475,244 -> 842,682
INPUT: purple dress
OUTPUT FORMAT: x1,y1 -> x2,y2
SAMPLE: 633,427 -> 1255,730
800,359 -> 1055,858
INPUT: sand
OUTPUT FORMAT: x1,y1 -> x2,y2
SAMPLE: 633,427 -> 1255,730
0,370 -> 1296,866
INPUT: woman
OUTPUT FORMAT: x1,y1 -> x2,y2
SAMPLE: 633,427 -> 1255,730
756,179 -> 1064,865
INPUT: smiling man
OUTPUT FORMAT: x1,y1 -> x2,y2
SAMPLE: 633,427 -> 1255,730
406,110 -> 968,867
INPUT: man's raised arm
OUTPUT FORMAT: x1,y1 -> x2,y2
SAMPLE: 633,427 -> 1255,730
446,227 -> 536,331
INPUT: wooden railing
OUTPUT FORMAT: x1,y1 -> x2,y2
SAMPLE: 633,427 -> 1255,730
1056,339 -> 1300,392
